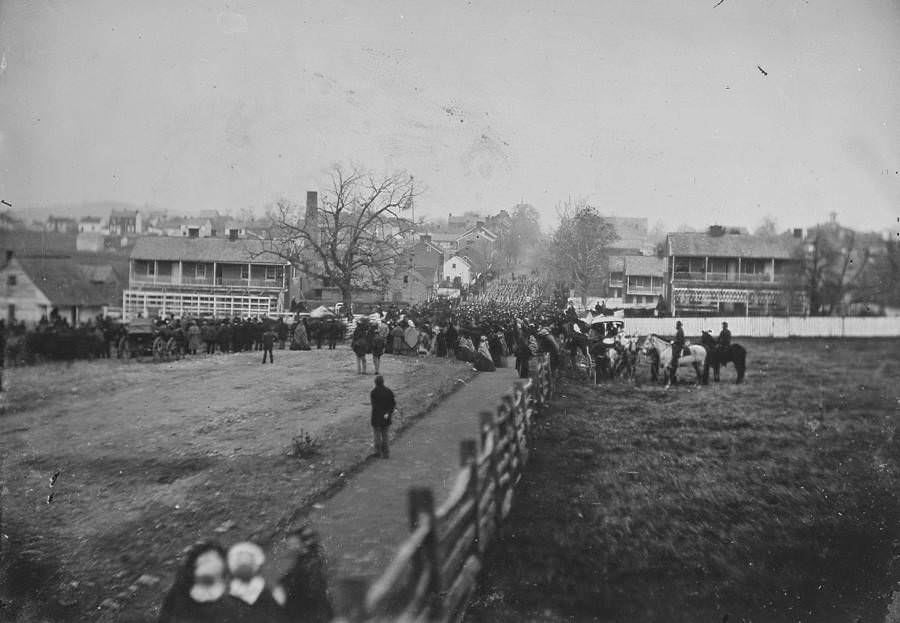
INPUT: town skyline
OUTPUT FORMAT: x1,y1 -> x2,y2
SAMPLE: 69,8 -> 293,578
2,1 -> 898,236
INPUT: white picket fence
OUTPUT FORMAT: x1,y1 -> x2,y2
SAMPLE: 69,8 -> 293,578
624,316 -> 900,338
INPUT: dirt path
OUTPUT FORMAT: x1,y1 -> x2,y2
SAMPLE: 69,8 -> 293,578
0,348 -> 475,622
305,367 -> 519,582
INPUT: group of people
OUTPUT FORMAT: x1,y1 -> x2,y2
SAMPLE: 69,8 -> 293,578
158,527 -> 331,623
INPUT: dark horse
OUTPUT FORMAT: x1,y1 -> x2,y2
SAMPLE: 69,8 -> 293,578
700,331 -> 746,384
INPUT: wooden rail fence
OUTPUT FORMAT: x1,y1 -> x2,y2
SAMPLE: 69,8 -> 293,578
332,357 -> 554,623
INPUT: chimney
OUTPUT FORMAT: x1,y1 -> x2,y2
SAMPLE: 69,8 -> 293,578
305,191 -> 318,244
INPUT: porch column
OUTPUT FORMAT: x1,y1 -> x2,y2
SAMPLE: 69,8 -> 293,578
247,263 -> 252,286
154,260 -> 158,285
705,256 -> 708,281
737,257 -> 741,283
177,260 -> 183,285
771,258 -> 776,282
213,262 -> 218,286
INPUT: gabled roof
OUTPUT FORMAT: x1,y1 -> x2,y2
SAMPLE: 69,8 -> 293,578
456,225 -> 498,242
609,256 -> 625,272
625,255 -> 666,276
428,232 -> 460,243
110,209 -> 139,218
667,232 -> 800,259
445,254 -> 473,267
15,257 -> 122,306
80,216 -> 104,223
130,236 -> 288,264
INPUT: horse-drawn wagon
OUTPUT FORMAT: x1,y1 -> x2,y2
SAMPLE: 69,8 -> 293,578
567,315 -> 627,383
116,318 -> 185,362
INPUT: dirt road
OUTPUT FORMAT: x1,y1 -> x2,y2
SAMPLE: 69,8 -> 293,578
0,348 -> 475,622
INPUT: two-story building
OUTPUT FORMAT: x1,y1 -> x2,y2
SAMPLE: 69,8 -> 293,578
108,209 -> 143,235
78,216 -> 108,234
608,255 -> 667,308
123,237 -> 291,318
443,255 -> 475,287
46,216 -> 79,233
666,229 -> 804,316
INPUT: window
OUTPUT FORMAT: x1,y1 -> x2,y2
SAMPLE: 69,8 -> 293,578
188,227 -> 200,238
265,266 -> 277,280
146,262 -> 155,276
452,263 -> 456,269
7,274 -> 16,286
195,264 -> 207,278
240,265 -> 250,279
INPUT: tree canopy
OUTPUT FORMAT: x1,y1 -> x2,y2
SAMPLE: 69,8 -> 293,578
262,165 -> 417,309
547,203 -> 619,304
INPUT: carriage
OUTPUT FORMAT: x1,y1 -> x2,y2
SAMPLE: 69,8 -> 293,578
116,318 -> 185,362
569,316 -> 626,383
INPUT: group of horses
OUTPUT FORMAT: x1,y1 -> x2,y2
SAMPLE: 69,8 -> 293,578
559,322 -> 746,386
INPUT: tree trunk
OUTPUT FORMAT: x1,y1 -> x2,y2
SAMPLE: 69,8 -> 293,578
340,282 -> 353,316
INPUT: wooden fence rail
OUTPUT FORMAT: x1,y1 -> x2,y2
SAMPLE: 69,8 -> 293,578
333,357 -> 552,623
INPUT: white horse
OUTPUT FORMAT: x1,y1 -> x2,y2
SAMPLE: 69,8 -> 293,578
642,333 -> 706,386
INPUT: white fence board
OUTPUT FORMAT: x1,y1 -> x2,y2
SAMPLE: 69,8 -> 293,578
623,316 -> 900,338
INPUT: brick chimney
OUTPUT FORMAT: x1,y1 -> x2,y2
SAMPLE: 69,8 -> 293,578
305,191 -> 318,244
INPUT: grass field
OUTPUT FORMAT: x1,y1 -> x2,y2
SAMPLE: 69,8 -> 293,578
467,338 -> 900,623
0,348 -> 474,622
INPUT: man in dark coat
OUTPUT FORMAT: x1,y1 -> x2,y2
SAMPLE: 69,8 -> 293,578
718,321 -> 732,348
370,375 -> 396,458
670,320 -> 685,384
262,324 -> 277,364
445,323 -> 458,359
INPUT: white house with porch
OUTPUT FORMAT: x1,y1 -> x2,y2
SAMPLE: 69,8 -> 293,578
124,237 -> 290,318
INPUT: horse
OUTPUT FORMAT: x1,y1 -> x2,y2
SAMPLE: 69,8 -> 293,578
699,331 -> 747,384
642,333 -> 707,386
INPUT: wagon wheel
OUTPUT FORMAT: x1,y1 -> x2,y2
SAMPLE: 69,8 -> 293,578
118,336 -> 131,359
166,337 -> 182,361
152,336 -> 166,362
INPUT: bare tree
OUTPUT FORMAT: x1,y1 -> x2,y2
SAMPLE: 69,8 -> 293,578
795,223 -> 875,315
546,202 -> 619,305
262,165 -> 418,310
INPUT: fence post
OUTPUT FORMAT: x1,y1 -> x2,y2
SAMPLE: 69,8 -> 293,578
333,577 -> 369,623
479,410 -> 499,553
460,439 -> 479,556
409,487 -> 441,618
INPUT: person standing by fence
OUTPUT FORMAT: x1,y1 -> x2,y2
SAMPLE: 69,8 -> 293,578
370,375 -> 395,459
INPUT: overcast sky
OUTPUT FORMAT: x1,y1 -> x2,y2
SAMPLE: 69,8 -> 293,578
1,0 -> 898,233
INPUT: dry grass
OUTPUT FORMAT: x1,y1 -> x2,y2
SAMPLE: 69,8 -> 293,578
0,349 -> 474,622
467,338 -> 900,623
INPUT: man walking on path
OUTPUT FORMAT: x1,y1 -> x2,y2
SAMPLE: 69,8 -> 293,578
370,375 -> 395,458
261,324 -> 276,364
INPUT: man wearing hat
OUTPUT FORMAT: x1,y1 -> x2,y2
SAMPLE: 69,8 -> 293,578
718,321 -> 731,349
670,320 -> 685,384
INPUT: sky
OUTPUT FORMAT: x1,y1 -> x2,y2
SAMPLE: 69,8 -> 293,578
1,0 -> 899,234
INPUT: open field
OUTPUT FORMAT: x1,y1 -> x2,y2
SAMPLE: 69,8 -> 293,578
0,348 -> 474,622
467,338 -> 900,623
